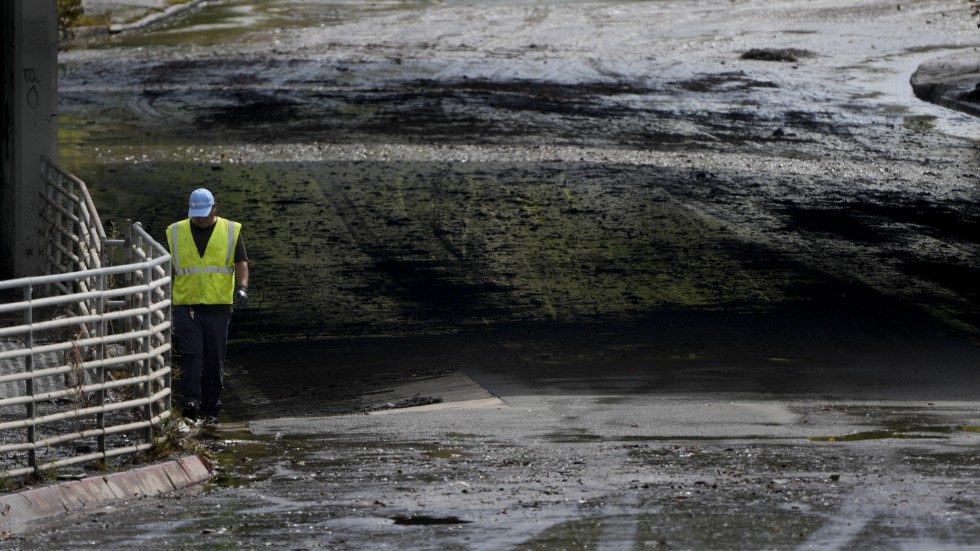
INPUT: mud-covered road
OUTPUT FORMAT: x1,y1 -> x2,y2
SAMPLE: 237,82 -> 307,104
17,0 -> 980,548
59,0 -> 980,343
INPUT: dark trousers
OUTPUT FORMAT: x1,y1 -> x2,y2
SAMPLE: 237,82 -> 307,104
174,305 -> 231,416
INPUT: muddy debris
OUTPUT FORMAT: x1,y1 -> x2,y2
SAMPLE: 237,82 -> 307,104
740,48 -> 816,62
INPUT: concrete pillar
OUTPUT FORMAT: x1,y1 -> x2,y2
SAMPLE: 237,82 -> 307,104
0,0 -> 58,279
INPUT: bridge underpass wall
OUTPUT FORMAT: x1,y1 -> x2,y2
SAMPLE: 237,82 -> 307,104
1,0 -> 58,279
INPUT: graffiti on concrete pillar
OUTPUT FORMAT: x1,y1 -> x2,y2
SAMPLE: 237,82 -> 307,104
24,67 -> 39,109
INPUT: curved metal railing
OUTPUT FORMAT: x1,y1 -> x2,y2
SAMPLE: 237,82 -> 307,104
0,158 -> 172,481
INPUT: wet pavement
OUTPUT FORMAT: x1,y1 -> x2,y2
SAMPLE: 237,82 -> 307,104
12,309 -> 980,549
9,0 -> 980,548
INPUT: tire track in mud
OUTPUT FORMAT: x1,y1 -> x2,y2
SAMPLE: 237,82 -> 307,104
304,143 -> 979,340
656,153 -> 980,340
314,164 -> 514,333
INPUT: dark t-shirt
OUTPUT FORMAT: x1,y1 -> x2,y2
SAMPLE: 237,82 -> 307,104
189,221 -> 248,262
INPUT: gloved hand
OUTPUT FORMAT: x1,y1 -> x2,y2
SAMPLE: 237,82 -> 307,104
234,285 -> 248,308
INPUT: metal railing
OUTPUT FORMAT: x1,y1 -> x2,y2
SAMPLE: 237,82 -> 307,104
0,158 -> 173,481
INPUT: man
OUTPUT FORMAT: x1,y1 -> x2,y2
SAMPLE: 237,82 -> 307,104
167,188 -> 249,425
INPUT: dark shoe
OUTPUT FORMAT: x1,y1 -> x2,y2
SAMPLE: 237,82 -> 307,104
202,415 -> 219,426
202,400 -> 222,418
182,402 -> 200,421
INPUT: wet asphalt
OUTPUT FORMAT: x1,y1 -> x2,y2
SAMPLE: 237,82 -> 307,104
11,0 -> 980,548
14,309 -> 980,549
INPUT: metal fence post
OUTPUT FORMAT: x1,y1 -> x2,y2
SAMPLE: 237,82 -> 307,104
156,223 -> 174,417
135,228 -> 153,443
96,269 -> 107,456
23,284 -> 36,473
124,221 -> 135,373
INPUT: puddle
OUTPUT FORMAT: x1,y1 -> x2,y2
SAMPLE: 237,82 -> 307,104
196,426 -> 285,489
620,435 -> 784,443
545,429 -> 603,443
809,430 -> 949,443
392,514 -> 471,526
903,114 -> 938,133
444,432 -> 482,439
423,447 -> 465,460
513,516 -> 601,549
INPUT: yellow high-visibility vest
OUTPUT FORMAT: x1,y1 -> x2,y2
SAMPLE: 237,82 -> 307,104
167,217 -> 241,305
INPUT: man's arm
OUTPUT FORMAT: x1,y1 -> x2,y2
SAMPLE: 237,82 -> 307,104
235,261 -> 249,288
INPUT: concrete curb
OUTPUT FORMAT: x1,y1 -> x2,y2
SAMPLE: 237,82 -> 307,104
0,454 -> 212,531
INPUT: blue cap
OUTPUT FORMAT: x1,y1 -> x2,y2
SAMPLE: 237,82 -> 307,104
188,188 -> 214,218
